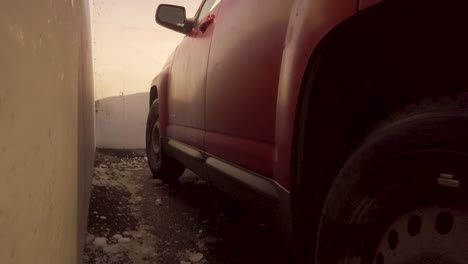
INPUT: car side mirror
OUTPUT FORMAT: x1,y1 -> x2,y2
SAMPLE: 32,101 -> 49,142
155,4 -> 193,34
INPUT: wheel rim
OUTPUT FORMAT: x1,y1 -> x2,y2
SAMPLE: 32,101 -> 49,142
316,150 -> 468,264
151,120 -> 161,156
373,206 -> 468,264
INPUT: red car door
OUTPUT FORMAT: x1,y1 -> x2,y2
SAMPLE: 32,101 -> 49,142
204,0 -> 293,177
167,0 -> 223,150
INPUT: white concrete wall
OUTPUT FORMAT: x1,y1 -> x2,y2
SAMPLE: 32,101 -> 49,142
0,0 -> 94,263
93,0 -> 202,149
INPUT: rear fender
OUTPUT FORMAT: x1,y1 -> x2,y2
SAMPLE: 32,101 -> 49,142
150,71 -> 170,138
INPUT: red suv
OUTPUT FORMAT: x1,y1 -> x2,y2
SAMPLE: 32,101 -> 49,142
146,0 -> 468,262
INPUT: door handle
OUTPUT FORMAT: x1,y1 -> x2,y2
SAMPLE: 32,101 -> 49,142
199,14 -> 215,32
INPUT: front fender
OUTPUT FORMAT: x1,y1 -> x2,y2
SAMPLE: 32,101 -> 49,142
273,0 -> 358,189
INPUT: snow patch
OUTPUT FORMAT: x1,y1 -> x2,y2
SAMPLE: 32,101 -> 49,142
118,237 -> 131,244
111,234 -> 123,240
92,237 -> 107,247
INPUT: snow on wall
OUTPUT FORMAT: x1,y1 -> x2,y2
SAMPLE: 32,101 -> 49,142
92,0 -> 201,149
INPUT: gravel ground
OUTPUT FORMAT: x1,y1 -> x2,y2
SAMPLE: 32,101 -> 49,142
83,150 -> 291,264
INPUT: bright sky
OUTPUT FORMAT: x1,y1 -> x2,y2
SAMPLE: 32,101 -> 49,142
92,0 -> 203,100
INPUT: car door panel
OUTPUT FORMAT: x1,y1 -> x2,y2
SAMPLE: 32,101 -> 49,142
167,1 -> 223,150
205,131 -> 275,177
205,0 -> 293,178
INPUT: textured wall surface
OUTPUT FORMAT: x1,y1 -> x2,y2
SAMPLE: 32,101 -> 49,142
92,0 -> 201,149
0,0 -> 94,263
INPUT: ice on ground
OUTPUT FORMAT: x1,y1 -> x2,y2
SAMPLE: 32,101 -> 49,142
93,237 -> 107,247
85,233 -> 95,244
179,250 -> 205,263
103,244 -> 121,254
155,198 -> 163,206
189,252 -> 204,263
111,234 -> 123,240
118,237 -> 131,244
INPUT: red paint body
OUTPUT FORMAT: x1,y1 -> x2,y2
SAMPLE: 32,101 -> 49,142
151,0 -> 379,190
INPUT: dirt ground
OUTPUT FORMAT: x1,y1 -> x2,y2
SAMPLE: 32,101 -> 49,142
83,150 -> 291,264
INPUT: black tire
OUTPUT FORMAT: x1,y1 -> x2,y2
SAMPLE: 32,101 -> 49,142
314,94 -> 468,264
146,99 -> 185,183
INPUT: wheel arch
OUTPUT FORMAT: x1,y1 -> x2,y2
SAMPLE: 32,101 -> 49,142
149,71 -> 171,138
149,85 -> 158,107
289,0 -> 468,258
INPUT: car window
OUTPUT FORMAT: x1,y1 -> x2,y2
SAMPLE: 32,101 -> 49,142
197,0 -> 221,23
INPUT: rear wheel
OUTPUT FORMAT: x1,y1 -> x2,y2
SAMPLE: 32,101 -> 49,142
146,99 -> 185,184
314,94 -> 468,264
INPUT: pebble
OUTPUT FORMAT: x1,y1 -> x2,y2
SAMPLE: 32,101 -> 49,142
150,178 -> 164,186
92,237 -> 107,247
155,199 -> 163,206
100,216 -> 107,220
196,241 -> 207,251
189,253 -> 204,263
112,234 -> 123,240
205,237 -> 222,244
103,244 -> 120,254
118,237 -> 131,243
85,233 -> 95,244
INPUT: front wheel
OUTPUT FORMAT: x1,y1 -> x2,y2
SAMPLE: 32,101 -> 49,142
315,95 -> 468,264
145,99 -> 185,183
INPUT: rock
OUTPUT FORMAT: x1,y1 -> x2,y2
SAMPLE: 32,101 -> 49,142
132,231 -> 143,238
140,246 -> 154,255
103,244 -> 120,254
155,199 -> 163,206
196,241 -> 207,251
189,253 -> 204,263
85,233 -> 95,244
118,237 -> 131,244
93,237 -> 107,247
111,234 -> 123,240
150,178 -> 164,185
205,237 -> 222,244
